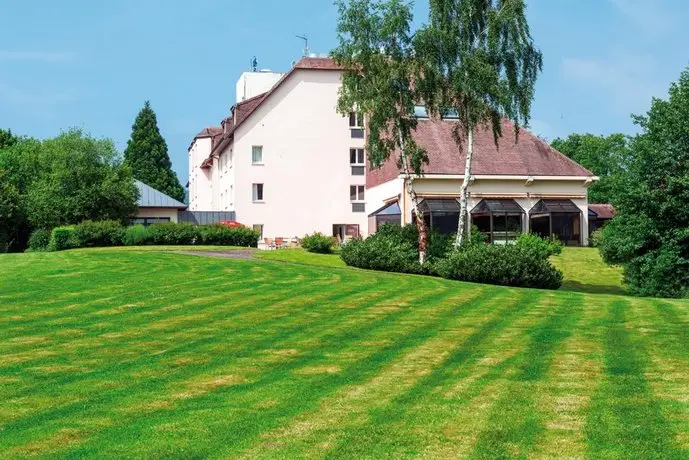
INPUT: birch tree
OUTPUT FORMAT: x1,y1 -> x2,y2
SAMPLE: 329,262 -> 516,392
332,0 -> 430,263
415,0 -> 542,247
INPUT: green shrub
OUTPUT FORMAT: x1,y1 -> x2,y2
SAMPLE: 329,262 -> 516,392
199,224 -> 260,247
73,220 -> 125,247
124,224 -> 152,246
514,232 -> 563,259
147,223 -> 201,245
436,244 -> 563,290
374,223 -> 453,262
341,236 -> 422,274
27,229 -> 51,251
301,232 -> 336,254
50,226 -> 77,251
619,243 -> 689,298
589,228 -> 603,248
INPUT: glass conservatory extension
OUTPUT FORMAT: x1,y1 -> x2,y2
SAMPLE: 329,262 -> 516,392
529,199 -> 582,246
470,199 -> 525,244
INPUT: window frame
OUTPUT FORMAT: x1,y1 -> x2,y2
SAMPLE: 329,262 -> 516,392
349,148 -> 365,166
349,185 -> 365,202
253,224 -> 264,239
349,111 -> 364,129
252,145 -> 263,165
252,183 -> 264,202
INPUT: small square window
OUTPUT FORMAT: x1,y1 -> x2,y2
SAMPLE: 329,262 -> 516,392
252,146 -> 263,164
252,183 -> 264,202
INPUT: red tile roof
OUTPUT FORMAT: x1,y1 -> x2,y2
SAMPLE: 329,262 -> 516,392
367,119 -> 595,187
589,204 -> 615,219
194,126 -> 222,138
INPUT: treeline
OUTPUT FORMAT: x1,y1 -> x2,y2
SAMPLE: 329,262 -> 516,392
0,129 -> 138,252
553,68 -> 689,298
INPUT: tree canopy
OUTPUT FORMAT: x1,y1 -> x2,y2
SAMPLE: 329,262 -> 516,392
0,129 -> 139,252
332,0 -> 430,261
414,0 -> 542,246
599,68 -> 689,298
124,101 -> 185,202
551,133 -> 632,204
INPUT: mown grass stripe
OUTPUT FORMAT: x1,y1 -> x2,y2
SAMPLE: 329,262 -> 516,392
585,299 -> 686,459
0,268 -> 401,405
0,269 -> 458,452
259,288 -> 542,459
465,293 -> 584,458
58,287 -> 498,458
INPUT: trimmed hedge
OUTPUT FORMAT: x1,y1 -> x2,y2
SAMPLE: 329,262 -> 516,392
340,226 -> 563,290
50,226 -> 77,251
199,224 -> 260,247
46,221 -> 261,251
435,243 -> 563,290
301,232 -> 336,254
27,229 -> 51,251
341,236 -> 422,274
73,220 -> 125,248
124,224 -> 151,246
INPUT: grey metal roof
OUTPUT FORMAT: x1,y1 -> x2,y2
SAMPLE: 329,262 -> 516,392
135,180 -> 187,209
369,201 -> 401,217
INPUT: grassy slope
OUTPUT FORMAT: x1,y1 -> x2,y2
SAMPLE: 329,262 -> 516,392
257,247 -> 626,296
0,249 -> 687,458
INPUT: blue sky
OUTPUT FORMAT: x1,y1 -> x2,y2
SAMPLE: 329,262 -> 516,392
1,0 -> 688,182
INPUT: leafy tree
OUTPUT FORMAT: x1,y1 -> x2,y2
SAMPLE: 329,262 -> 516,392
0,170 -> 22,252
0,130 -> 139,251
0,128 -> 18,150
551,133 -> 632,204
332,0 -> 430,262
124,101 -> 184,202
599,68 -> 689,298
414,0 -> 542,246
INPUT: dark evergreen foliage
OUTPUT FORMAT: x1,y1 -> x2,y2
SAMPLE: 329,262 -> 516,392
124,101 -> 185,202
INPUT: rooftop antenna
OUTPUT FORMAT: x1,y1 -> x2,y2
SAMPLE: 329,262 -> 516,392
250,56 -> 258,72
296,34 -> 309,56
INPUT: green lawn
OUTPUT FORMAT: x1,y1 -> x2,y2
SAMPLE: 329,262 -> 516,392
1,248 -> 688,458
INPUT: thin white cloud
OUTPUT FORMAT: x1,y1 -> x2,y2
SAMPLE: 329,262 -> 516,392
608,0 -> 676,35
0,81 -> 77,107
0,50 -> 77,63
562,49 -> 664,115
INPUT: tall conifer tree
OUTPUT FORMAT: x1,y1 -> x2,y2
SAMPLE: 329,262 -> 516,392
124,101 -> 184,202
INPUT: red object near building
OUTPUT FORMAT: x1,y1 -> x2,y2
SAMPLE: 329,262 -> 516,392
219,221 -> 245,228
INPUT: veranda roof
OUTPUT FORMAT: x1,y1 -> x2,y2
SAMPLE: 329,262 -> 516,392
418,199 -> 461,214
471,199 -> 524,215
530,199 -> 580,214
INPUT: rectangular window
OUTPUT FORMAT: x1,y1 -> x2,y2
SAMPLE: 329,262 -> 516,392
253,224 -> 264,239
349,185 -> 365,202
252,145 -> 263,164
130,217 -> 171,227
252,183 -> 264,202
349,148 -> 365,165
349,111 -> 364,128
352,203 -> 366,213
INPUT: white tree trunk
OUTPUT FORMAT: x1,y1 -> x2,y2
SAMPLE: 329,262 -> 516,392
398,128 -> 426,264
455,126 -> 474,248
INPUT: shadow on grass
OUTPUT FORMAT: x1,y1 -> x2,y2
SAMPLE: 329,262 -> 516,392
560,280 -> 627,296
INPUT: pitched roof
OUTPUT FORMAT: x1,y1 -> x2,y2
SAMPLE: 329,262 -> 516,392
135,180 -> 187,209
194,126 -> 222,138
208,57 -> 343,158
367,119 -> 595,187
589,204 -> 615,219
